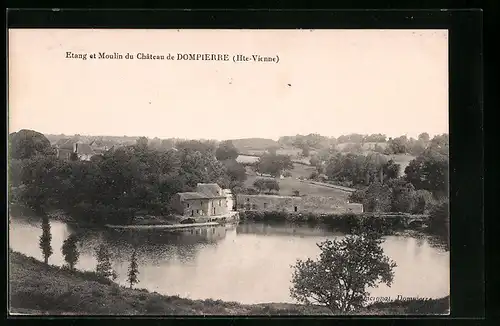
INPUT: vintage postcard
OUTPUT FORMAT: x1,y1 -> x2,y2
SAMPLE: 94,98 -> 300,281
8,28 -> 450,316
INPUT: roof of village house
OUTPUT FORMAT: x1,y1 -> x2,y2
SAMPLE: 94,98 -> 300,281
58,139 -> 75,150
55,138 -> 71,146
178,192 -> 207,200
75,143 -> 94,155
177,183 -> 226,201
58,140 -> 95,155
196,183 -> 225,198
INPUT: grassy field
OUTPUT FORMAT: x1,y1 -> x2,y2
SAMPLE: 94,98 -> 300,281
244,175 -> 350,199
387,154 -> 415,176
243,162 -> 351,198
9,251 -> 449,316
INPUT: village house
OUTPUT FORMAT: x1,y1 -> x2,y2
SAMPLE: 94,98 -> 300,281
171,183 -> 235,218
236,194 -> 364,215
56,139 -> 95,161
88,139 -> 113,155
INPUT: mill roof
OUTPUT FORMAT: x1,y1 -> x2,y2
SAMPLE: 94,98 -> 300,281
177,192 -> 207,200
177,183 -> 226,201
196,183 -> 225,198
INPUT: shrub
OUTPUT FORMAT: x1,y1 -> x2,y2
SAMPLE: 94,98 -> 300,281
144,295 -> 167,314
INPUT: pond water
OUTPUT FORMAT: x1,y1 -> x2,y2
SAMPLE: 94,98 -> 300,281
9,216 -> 449,304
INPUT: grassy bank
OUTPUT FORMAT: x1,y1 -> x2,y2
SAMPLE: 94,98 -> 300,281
9,251 -> 448,315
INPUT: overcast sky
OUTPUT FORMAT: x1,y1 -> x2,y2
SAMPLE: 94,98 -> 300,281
9,29 -> 448,140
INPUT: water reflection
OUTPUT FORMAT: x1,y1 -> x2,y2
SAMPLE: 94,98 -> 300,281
237,221 -> 343,237
9,216 -> 449,304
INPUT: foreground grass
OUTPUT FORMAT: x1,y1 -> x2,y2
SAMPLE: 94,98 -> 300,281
9,251 -> 448,315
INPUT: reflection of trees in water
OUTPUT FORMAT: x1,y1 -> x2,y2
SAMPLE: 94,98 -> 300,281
395,230 -> 449,252
70,226 -> 228,265
236,222 -> 338,237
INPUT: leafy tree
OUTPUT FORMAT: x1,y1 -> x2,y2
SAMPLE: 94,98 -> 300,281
8,159 -> 24,188
18,155 -> 68,210
266,146 -> 279,156
160,138 -> 175,151
341,143 -> 363,154
383,159 -> 401,181
62,234 -> 80,270
428,134 -> 449,156
387,179 -> 416,213
222,159 -> 247,185
265,179 -> 280,193
429,199 -> 449,245
360,182 -> 393,212
253,179 -> 267,193
176,140 -> 216,156
411,189 -> 435,214
418,132 -> 430,143
408,139 -> 427,156
387,136 -> 408,154
325,153 -> 387,186
9,129 -> 55,160
39,216 -> 53,264
216,140 -> 239,161
148,137 -> 162,150
373,144 -> 385,154
404,149 -> 448,196
135,136 -> 149,150
95,244 -> 117,281
348,189 -> 365,204
290,231 -> 396,313
301,146 -> 310,157
365,134 -> 387,143
127,249 -> 140,289
256,154 -> 293,177
309,156 -> 320,168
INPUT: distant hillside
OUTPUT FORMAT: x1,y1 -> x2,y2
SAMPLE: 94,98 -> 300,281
228,138 -> 279,153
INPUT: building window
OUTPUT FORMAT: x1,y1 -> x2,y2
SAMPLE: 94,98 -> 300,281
197,209 -> 199,214
264,203 -> 268,209
219,200 -> 221,206
200,201 -> 203,205
187,203 -> 190,208
294,206 -> 298,212
191,210 -> 194,216
252,204 -> 257,210
246,198 -> 249,202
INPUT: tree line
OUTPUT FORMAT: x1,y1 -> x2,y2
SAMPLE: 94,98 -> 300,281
9,130 -> 247,224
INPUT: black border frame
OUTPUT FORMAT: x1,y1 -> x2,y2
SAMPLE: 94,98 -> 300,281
5,8 -> 484,323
